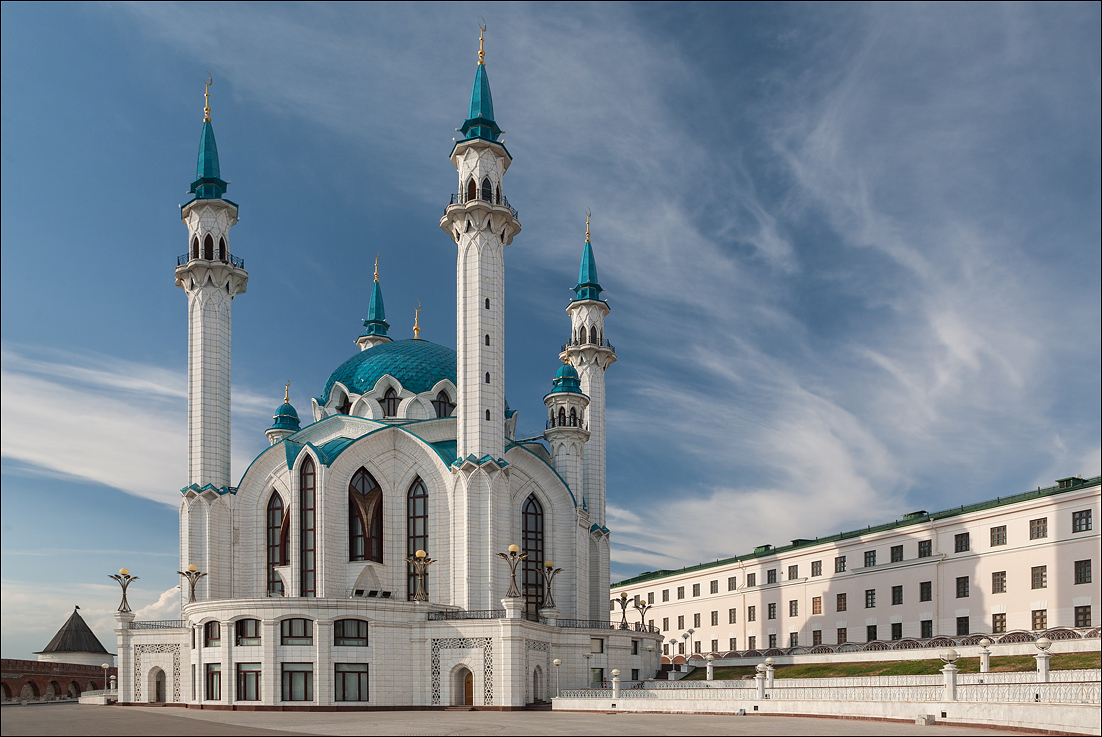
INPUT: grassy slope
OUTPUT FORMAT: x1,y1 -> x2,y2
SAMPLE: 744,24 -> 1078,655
680,651 -> 1101,681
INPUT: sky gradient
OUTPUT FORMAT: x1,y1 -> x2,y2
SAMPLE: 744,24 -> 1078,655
2,2 -> 1099,660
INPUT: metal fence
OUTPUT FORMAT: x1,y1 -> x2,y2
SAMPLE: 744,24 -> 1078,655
129,620 -> 187,629
427,609 -> 506,621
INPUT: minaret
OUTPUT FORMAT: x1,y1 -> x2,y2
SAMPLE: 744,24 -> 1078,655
560,215 -> 616,619
175,78 -> 247,491
543,352 -> 590,494
439,29 -> 521,462
356,256 -> 391,350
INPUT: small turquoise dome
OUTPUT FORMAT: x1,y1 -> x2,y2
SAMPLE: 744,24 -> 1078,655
547,363 -> 584,395
271,402 -> 300,433
321,339 -> 457,404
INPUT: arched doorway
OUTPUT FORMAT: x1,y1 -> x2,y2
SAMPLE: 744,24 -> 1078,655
45,681 -> 61,700
531,665 -> 543,702
452,667 -> 474,706
2,683 -> 12,700
20,682 -> 40,700
67,681 -> 81,699
148,667 -> 166,703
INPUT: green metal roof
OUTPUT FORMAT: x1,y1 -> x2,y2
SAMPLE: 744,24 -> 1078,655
573,239 -> 603,301
362,279 -> 389,337
270,401 -> 300,432
612,475 -> 1102,589
189,120 -> 228,200
545,362 -> 585,396
461,62 -> 502,142
320,339 -> 456,405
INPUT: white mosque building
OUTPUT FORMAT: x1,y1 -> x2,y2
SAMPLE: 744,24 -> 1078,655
114,41 -> 662,708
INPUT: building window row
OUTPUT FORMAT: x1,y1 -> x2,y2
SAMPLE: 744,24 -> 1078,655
202,662 -> 369,703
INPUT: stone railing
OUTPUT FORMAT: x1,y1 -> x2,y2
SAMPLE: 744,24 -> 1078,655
957,681 -> 1100,705
128,620 -> 187,629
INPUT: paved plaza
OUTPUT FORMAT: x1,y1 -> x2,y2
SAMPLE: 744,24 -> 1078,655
0,703 -> 1022,736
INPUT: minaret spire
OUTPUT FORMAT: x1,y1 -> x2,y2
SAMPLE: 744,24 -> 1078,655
357,254 -> 391,350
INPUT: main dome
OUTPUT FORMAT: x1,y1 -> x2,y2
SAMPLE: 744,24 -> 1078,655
321,339 -> 457,404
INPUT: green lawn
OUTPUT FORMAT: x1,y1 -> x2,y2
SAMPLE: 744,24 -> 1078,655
679,651 -> 1101,681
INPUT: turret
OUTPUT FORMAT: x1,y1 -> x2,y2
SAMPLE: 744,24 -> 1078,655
266,383 -> 300,445
356,256 -> 392,351
543,356 -> 590,495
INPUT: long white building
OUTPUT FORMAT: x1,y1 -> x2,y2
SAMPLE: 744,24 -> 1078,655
611,476 -> 1100,658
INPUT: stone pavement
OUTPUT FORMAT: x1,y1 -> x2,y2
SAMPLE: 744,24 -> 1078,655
0,703 -> 1019,736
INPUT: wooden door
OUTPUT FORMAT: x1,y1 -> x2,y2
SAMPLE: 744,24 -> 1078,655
463,671 -> 474,705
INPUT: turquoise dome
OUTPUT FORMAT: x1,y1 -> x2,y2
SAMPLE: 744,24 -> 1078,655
270,402 -> 300,432
321,339 -> 457,404
547,363 -> 584,395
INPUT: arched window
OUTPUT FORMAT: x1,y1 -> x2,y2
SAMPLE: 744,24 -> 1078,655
481,177 -> 492,201
192,237 -> 199,260
485,298 -> 490,309
484,372 -> 490,384
266,493 -> 285,596
432,391 -> 454,418
485,409 -> 491,421
349,468 -> 382,563
300,458 -> 316,597
378,387 -> 399,417
485,334 -> 490,346
407,477 -> 428,600
203,234 -> 214,260
522,495 -> 545,616
589,326 -> 598,344
495,185 -> 501,205
466,178 -> 477,201
569,407 -> 577,427
218,237 -> 226,261
558,407 -> 566,427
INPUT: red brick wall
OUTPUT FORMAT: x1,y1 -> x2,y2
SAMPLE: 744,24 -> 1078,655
0,659 -> 117,701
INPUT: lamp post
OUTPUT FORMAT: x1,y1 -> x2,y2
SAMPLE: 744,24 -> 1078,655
611,668 -> 621,699
634,599 -> 652,629
101,663 -> 110,692
583,652 -> 593,688
705,653 -> 715,681
940,648 -> 959,701
108,569 -> 138,613
764,656 -> 775,687
405,549 -> 435,602
540,560 -> 562,609
668,637 -> 679,672
615,592 -> 632,628
978,637 -> 992,674
754,663 -> 766,699
496,544 -> 527,598
178,564 -> 207,604
1034,637 -> 1052,683
553,658 -> 562,698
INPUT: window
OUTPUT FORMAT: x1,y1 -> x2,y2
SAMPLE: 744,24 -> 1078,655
335,663 -> 368,702
1073,509 -> 1093,532
956,616 -> 970,636
954,532 -> 970,552
281,618 -> 313,646
205,663 -> 221,701
789,633 -> 799,648
729,608 -> 737,624
891,622 -> 902,640
768,634 -> 777,648
728,576 -> 738,590
748,636 -> 756,650
662,589 -> 670,602
631,668 -> 640,681
300,457 -> 316,597
811,560 -> 822,577
647,592 -> 654,605
919,581 -> 932,602
1075,559 -> 1092,585
729,637 -> 738,651
788,565 -> 798,580
747,573 -> 757,587
217,237 -> 226,261
1031,609 -> 1047,630
677,615 -> 684,630
1029,517 -> 1047,540
918,540 -> 932,558
631,640 -> 640,655
349,467 -> 383,564
266,493 -> 286,596
890,545 -> 903,563
236,663 -> 260,701
992,571 -> 1006,593
710,639 -> 718,652
662,617 -> 669,632
480,177 -> 492,201
693,613 -> 701,628
191,236 -> 199,260
334,620 -> 368,647
767,603 -> 777,620
591,638 -> 604,653
710,580 -> 719,594
812,597 -> 822,615
485,334 -> 490,346
767,569 -> 777,584
466,178 -> 477,201
990,525 -> 1007,546
609,599 -> 615,612
956,576 -> 969,598
864,551 -> 876,568
203,234 -> 214,260
891,585 -> 903,606
204,621 -> 221,648
812,630 -> 822,646
1031,565 -> 1047,589
866,624 -> 878,642
406,478 -> 429,599
235,619 -> 260,646
521,495 -> 545,616
992,613 -> 1007,633
835,556 -> 846,573
710,611 -> 718,626
282,663 -> 313,702
836,593 -> 847,612
485,409 -> 490,421
484,372 -> 490,384
921,620 -> 933,638
485,297 -> 490,309
1075,606 -> 1092,627
692,583 -> 701,597
677,586 -> 685,600
836,628 -> 847,644
789,600 -> 798,617
378,387 -> 400,417
865,589 -> 876,608
747,606 -> 756,622
432,391 -> 454,418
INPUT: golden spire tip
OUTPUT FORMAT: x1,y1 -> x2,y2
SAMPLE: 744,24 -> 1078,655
478,19 -> 486,65
374,253 -> 380,283
284,381 -> 290,403
585,208 -> 591,241
203,74 -> 212,122
413,300 -> 422,340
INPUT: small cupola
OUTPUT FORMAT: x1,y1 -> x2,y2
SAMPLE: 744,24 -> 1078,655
266,383 -> 300,445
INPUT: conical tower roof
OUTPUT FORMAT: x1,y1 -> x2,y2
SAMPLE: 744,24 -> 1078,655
573,238 -> 603,301
36,609 -> 111,656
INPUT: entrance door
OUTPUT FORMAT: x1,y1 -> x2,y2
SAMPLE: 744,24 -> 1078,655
155,671 -> 166,702
463,671 -> 474,706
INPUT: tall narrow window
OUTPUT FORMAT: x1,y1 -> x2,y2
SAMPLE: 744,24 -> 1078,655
485,334 -> 490,346
521,495 -> 545,616
267,493 -> 285,596
481,177 -> 492,201
569,407 -> 577,426
300,458 -> 316,597
378,388 -> 399,417
589,326 -> 597,344
203,234 -> 214,260
218,237 -> 226,261
349,468 -> 383,564
432,391 -> 454,418
558,407 -> 566,426
466,178 -> 477,201
485,298 -> 490,309
484,372 -> 490,384
407,478 -> 429,600
192,237 -> 199,260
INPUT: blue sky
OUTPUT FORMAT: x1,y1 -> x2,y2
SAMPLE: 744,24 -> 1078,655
2,2 -> 1099,660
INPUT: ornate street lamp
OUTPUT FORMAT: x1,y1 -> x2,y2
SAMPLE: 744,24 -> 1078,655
108,569 -> 138,613
405,549 -> 435,601
634,598 -> 652,628
101,663 -> 110,692
553,658 -> 562,697
178,564 -> 207,604
497,544 -> 527,598
540,560 -> 562,609
614,592 -> 632,628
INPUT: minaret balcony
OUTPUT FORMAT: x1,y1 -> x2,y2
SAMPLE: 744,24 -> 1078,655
445,191 -> 519,220
546,418 -> 589,431
561,339 -> 615,353
178,251 -> 245,269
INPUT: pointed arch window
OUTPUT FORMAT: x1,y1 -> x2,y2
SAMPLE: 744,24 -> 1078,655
300,458 -> 316,597
485,409 -> 491,421
466,178 -> 477,202
557,407 -> 566,427
522,495 -> 545,616
266,493 -> 286,596
481,177 -> 493,201
589,326 -> 598,344
569,407 -> 578,427
406,477 -> 429,600
484,372 -> 490,384
349,468 -> 382,563
218,237 -> 226,261
203,234 -> 214,260
495,185 -> 501,205
485,298 -> 490,309
192,237 -> 200,260
432,391 -> 454,418
378,388 -> 399,417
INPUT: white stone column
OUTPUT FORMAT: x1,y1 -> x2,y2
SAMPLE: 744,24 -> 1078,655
1035,651 -> 1051,683
261,619 -> 278,704
502,597 -> 524,619
114,612 -> 135,703
941,662 -> 958,701
755,667 -> 766,699
220,619 -> 233,705
315,620 -> 333,706
611,669 -> 621,699
706,654 -> 714,681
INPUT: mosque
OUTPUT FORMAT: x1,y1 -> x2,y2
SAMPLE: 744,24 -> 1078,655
113,37 -> 662,708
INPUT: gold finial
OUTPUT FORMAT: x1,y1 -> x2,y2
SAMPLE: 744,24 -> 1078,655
478,19 -> 486,65
374,253 -> 380,283
284,381 -> 290,403
203,74 -> 212,122
563,342 -> 570,365
585,208 -> 591,241
413,301 -> 422,340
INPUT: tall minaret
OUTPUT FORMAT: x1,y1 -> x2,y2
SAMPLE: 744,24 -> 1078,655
175,79 -> 248,491
560,216 -> 616,619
